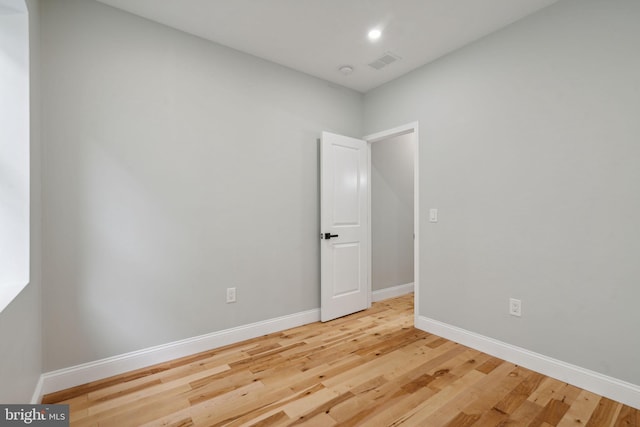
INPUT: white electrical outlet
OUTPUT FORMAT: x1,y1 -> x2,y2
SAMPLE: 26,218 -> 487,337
509,298 -> 521,317
226,287 -> 237,303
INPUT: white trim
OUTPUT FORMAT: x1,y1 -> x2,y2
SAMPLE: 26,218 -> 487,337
372,282 -> 414,302
30,375 -> 44,404
364,122 -> 417,143
412,124 -> 419,327
37,308 -> 320,398
367,142 -> 372,310
415,315 -> 640,410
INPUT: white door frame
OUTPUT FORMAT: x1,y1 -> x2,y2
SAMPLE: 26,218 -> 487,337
363,121 -> 420,324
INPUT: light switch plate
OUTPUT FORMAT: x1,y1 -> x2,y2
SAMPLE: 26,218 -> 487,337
429,208 -> 438,223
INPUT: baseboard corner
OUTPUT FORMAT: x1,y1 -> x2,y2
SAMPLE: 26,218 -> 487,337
372,282 -> 414,302
415,315 -> 640,410
30,375 -> 44,404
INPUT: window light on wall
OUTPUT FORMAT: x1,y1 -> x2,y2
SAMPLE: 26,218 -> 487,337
0,0 -> 30,313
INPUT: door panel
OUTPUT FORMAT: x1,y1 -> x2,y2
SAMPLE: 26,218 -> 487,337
321,131 -> 369,322
332,242 -> 361,296
332,145 -> 361,225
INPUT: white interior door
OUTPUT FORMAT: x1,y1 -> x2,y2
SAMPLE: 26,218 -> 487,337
320,131 -> 370,322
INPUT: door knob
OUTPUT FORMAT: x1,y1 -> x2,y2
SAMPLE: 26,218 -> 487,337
322,233 -> 339,240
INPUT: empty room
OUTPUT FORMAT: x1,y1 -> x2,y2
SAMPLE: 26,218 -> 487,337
1,0 -> 639,425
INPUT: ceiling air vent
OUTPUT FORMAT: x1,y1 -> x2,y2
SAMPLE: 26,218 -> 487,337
368,52 -> 401,70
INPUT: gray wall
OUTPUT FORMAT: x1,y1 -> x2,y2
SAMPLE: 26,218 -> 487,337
0,0 -> 42,403
371,134 -> 414,291
40,0 -> 362,371
364,0 -> 640,385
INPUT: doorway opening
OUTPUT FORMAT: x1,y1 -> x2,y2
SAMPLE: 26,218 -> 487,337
319,123 -> 418,322
365,122 -> 419,322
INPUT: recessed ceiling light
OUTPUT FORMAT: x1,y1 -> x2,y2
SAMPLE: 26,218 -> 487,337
368,29 -> 382,41
339,65 -> 354,75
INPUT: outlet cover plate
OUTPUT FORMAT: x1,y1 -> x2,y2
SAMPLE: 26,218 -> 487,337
226,287 -> 237,303
509,298 -> 521,317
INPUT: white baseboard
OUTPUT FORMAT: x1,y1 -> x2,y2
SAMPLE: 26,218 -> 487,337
30,375 -> 44,404
35,308 -> 320,401
415,315 -> 640,410
372,282 -> 414,302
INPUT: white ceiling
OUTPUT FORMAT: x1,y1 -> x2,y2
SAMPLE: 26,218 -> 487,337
96,0 -> 559,93
0,0 -> 27,14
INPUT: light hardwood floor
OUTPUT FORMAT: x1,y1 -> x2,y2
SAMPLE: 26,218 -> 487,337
43,294 -> 639,426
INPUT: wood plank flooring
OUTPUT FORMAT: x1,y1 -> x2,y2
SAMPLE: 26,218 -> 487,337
43,294 -> 639,426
